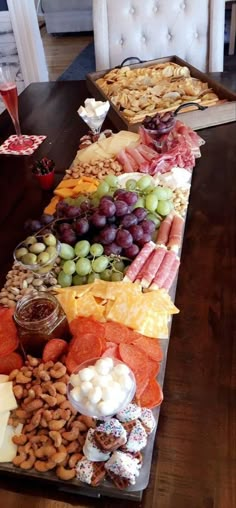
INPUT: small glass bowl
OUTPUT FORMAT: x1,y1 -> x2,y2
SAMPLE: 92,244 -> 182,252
13,235 -> 61,275
67,357 -> 136,419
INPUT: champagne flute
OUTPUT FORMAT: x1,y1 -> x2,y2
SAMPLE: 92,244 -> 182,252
0,64 -> 33,150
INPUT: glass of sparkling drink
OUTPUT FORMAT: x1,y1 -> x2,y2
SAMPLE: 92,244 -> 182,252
0,64 -> 33,150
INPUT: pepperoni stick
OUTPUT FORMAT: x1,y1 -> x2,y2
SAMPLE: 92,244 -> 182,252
124,242 -> 156,282
148,250 -> 176,290
162,257 -> 180,292
156,214 -> 173,246
140,246 -> 166,288
167,215 -> 184,252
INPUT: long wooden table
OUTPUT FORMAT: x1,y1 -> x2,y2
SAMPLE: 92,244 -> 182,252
0,77 -> 235,508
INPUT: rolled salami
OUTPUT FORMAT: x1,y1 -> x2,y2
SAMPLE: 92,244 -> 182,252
140,246 -> 166,288
156,214 -> 173,246
124,241 -> 156,282
148,250 -> 176,290
167,214 -> 184,252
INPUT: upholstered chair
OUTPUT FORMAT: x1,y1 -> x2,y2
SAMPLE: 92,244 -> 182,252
93,0 -> 225,72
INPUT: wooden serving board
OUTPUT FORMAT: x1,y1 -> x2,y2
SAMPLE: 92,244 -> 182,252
86,55 -> 236,131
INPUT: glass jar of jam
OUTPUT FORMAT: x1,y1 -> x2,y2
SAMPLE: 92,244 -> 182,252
14,292 -> 71,357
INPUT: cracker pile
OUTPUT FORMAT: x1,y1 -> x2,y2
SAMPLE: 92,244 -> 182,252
96,62 -> 220,124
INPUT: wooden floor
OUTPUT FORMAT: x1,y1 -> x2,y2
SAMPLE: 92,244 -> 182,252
40,25 -> 93,81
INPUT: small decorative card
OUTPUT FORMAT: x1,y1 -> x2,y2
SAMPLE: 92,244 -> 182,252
0,135 -> 47,155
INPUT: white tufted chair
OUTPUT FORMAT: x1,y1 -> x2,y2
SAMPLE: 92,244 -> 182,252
93,0 -> 225,72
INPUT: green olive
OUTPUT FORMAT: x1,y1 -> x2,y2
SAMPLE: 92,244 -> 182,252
43,233 -> 57,247
37,252 -> 50,265
22,253 -> 37,265
29,242 -> 46,254
24,236 -> 37,247
46,246 -> 57,257
15,247 -> 28,260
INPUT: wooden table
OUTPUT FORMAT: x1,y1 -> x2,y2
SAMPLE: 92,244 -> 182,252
0,76 -> 235,508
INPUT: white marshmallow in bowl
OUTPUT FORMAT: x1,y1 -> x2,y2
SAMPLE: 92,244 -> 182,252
95,357 -> 114,375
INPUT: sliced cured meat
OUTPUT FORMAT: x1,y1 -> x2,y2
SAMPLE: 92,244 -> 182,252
139,378 -> 163,408
65,351 -> 79,374
118,343 -> 150,397
0,351 -> 23,375
140,246 -> 166,288
150,250 -> 177,289
126,146 -> 147,166
167,214 -> 184,252
162,257 -> 180,292
124,241 -> 156,282
156,214 -> 173,246
0,308 -> 19,357
104,322 -> 133,344
116,149 -> 137,172
131,335 -> 163,362
70,316 -> 105,337
42,339 -> 68,363
135,250 -> 156,282
69,333 -> 103,365
101,343 -> 120,360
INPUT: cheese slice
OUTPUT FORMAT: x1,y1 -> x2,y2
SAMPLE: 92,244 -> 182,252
0,411 -> 10,448
0,381 -> 17,412
0,375 -> 9,383
0,423 -> 23,463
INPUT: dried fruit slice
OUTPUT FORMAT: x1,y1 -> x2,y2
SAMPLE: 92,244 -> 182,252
42,339 -> 68,363
0,351 -> 23,375
139,378 -> 163,408
0,308 -> 19,357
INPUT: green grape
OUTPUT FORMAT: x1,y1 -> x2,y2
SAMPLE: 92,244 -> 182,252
90,243 -> 104,257
60,243 -> 75,260
90,196 -> 100,208
92,256 -> 109,273
164,187 -> 173,199
75,258 -> 91,276
100,269 -> 112,281
74,240 -> 90,257
146,213 -> 161,227
87,272 -> 101,283
104,175 -> 119,187
125,179 -> 137,191
133,197 -> 145,209
72,274 -> 87,285
76,195 -> 88,205
143,184 -> 155,194
157,200 -> 172,216
112,260 -> 125,272
136,175 -> 153,190
96,181 -> 110,197
145,193 -> 158,212
111,272 -> 123,281
58,271 -> 72,287
63,260 -> 76,275
155,186 -> 169,200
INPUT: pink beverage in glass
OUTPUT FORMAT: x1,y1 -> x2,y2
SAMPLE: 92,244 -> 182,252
0,82 -> 20,130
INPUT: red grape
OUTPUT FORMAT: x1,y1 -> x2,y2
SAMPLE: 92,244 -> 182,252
104,243 -> 122,256
91,212 -> 107,228
120,213 -> 138,228
115,200 -> 129,217
40,213 -> 54,225
123,244 -> 140,259
59,223 -> 71,233
66,205 -> 82,218
140,219 -> 156,234
133,207 -> 147,222
61,229 -> 77,245
128,224 -> 143,242
114,189 -> 126,198
116,229 -> 133,248
137,233 -> 152,246
99,200 -> 116,218
99,226 -> 117,245
75,218 -> 89,235
118,191 -> 138,206
80,200 -> 91,212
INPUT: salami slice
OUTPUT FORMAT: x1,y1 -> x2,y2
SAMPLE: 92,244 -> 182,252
167,214 -> 184,252
0,352 -> 23,375
124,241 -> 156,282
139,378 -> 163,408
0,308 -> 19,357
104,321 -> 133,344
140,246 -> 166,288
101,343 -> 120,360
118,343 -> 150,397
150,250 -> 177,290
132,335 -> 163,362
69,333 -> 103,366
162,257 -> 180,292
42,339 -> 68,363
65,351 -> 80,374
70,316 -> 105,338
156,214 -> 173,246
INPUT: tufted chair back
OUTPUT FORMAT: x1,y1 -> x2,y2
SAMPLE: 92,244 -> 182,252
93,0 -> 225,72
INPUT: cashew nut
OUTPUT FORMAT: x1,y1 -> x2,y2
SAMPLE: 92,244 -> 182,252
35,445 -> 56,459
53,382 -> 67,395
50,362 -> 66,379
48,419 -> 66,431
62,428 -> 80,442
49,431 -> 62,448
34,460 -> 56,472
24,399 -> 43,412
68,453 -> 83,469
56,465 -> 76,481
40,394 -> 57,407
12,434 -> 28,446
26,355 -> 39,367
16,372 -> 30,384
78,415 -> 96,429
13,453 -> 27,466
13,385 -> 24,399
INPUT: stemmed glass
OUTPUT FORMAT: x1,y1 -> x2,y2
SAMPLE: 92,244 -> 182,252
0,64 -> 33,151
78,99 -> 110,135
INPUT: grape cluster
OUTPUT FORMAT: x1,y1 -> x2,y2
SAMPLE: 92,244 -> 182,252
125,175 -> 174,217
57,240 -> 127,287
143,112 -> 175,136
24,213 -> 55,234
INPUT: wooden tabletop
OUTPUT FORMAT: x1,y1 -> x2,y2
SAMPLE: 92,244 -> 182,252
0,77 -> 235,508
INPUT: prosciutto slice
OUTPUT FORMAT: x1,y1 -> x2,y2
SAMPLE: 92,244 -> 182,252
167,215 -> 184,252
124,241 -> 156,282
140,246 -> 167,288
161,257 -> 180,292
156,214 -> 173,246
149,250 -> 176,290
